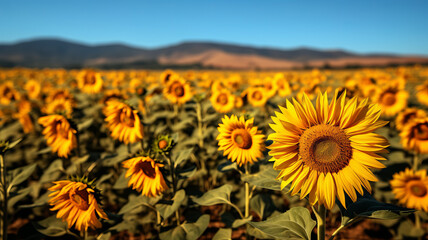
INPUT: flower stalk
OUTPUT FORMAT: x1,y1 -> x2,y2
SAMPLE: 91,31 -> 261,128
0,154 -> 7,240
313,205 -> 326,240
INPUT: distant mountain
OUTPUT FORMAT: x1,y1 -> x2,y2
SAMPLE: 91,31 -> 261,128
0,38 -> 427,69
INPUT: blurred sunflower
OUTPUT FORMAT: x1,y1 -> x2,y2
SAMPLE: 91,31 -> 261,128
0,81 -> 20,105
396,108 -> 426,131
163,78 -> 193,105
122,156 -> 168,197
274,76 -> 292,97
100,89 -> 127,104
268,91 -> 389,209
217,115 -> 265,166
46,89 -> 75,104
24,79 -> 41,99
210,89 -> 235,113
48,179 -> 108,231
14,100 -> 34,133
246,86 -> 268,107
43,98 -> 73,117
103,100 -> 144,144
234,95 -> 243,108
77,70 -> 103,94
416,80 -> 428,106
400,117 -> 428,154
38,114 -> 77,158
390,168 -> 428,211
263,77 -> 278,98
374,86 -> 408,117
160,69 -> 178,86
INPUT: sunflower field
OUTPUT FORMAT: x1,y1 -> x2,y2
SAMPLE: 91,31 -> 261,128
1,66 -> 428,240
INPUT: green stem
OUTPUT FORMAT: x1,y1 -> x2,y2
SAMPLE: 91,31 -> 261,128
245,163 -> 250,218
163,153 -> 180,225
196,102 -> 204,149
415,211 -> 421,230
313,205 -> 326,240
329,225 -> 345,240
1,154 -> 7,240
413,153 -> 419,171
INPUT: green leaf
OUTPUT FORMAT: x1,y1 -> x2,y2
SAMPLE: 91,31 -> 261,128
156,189 -> 186,219
97,232 -> 112,240
246,224 -> 272,239
182,214 -> 210,240
241,165 -> 281,191
192,184 -> 234,206
113,171 -> 129,189
33,216 -> 68,237
7,138 -> 22,149
96,172 -> 114,187
173,147 -> 194,168
8,186 -> 32,210
339,193 -> 413,225
217,161 -> 239,173
77,118 -> 93,131
7,163 -> 37,194
249,207 -> 316,240
39,159 -> 63,184
250,194 -> 275,220
398,219 -> 425,238
119,194 -> 161,215
101,144 -> 131,166
232,216 -> 252,228
202,113 -> 219,124
213,228 -> 232,240
20,192 -> 49,208
159,225 -> 186,240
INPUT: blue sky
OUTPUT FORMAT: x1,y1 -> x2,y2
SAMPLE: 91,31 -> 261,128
1,1 -> 428,55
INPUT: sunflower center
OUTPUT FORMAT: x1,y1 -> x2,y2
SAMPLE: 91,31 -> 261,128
408,180 -> 427,197
137,161 -> 156,179
84,72 -> 96,85
69,188 -> 89,210
300,124 -> 352,173
217,94 -> 229,105
381,92 -> 396,106
414,124 -> 428,140
252,91 -> 263,101
55,120 -> 70,139
120,109 -> 135,127
232,129 -> 252,149
165,73 -> 171,82
171,83 -> 185,97
158,139 -> 168,149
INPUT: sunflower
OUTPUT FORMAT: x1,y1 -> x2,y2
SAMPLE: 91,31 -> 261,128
43,98 -> 73,117
100,89 -> 127,104
46,89 -> 75,104
48,179 -> 108,231
373,86 -> 408,117
77,70 -> 103,94
122,156 -> 168,197
210,89 -> 235,113
0,81 -> 20,105
416,80 -> 428,106
400,117 -> 428,154
390,168 -> 428,211
152,135 -> 174,154
38,114 -> 77,158
274,75 -> 292,97
396,108 -> 426,131
263,77 -> 278,98
163,78 -> 193,105
24,79 -> 41,99
14,100 -> 34,133
160,69 -> 179,86
246,86 -> 269,107
103,100 -> 144,144
217,115 -> 265,166
268,91 -> 389,209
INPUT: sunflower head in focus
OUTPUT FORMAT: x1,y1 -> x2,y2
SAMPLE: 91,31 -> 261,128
396,108 -> 426,131
163,78 -> 193,105
210,89 -> 235,113
48,178 -> 108,231
400,117 -> 428,154
122,156 -> 168,197
24,79 -> 41,99
416,80 -> 428,107
217,115 -> 265,166
374,85 -> 408,117
77,70 -> 103,94
38,114 -> 77,158
246,86 -> 268,107
390,168 -> 428,211
103,100 -> 144,144
268,91 -> 389,209
152,135 -> 174,154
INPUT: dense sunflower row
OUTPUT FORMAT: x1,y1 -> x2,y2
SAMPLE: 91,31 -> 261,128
0,66 -> 427,239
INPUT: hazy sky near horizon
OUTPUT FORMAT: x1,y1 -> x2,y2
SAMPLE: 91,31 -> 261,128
1,1 -> 428,55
